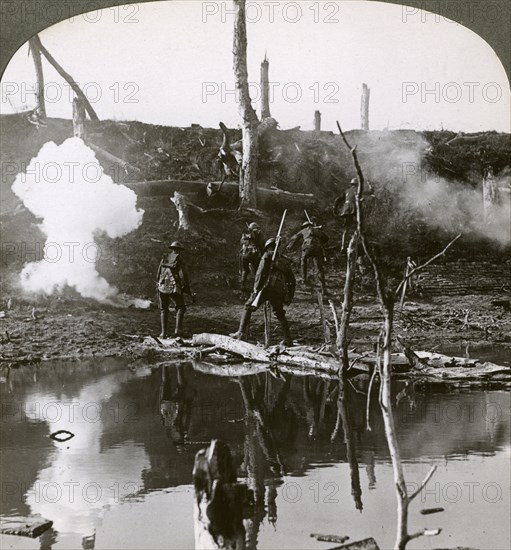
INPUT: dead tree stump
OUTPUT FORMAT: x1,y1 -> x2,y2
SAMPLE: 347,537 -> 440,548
482,165 -> 501,226
171,192 -> 191,232
361,84 -> 370,131
260,55 -> 271,120
72,97 -> 86,139
193,440 -> 253,549
314,110 -> 321,132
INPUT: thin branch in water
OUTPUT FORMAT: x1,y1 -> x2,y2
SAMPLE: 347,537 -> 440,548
365,332 -> 382,431
408,528 -> 442,541
409,465 -> 437,502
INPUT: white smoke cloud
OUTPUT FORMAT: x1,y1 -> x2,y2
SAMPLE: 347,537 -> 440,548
12,137 -> 147,305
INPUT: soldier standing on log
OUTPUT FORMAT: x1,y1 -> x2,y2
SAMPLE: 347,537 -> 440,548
239,222 -> 265,291
156,241 -> 195,338
287,219 -> 329,292
231,215 -> 295,346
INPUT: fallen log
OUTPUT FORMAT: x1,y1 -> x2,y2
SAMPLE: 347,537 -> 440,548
125,179 -> 316,209
137,335 -> 511,383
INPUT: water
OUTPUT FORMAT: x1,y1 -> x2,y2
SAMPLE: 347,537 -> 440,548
1,358 -> 510,550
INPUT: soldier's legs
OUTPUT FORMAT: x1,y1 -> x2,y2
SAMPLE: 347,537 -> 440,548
231,295 -> 255,340
270,298 -> 292,346
170,294 -> 187,337
302,250 -> 312,285
158,293 -> 171,338
315,253 -> 326,292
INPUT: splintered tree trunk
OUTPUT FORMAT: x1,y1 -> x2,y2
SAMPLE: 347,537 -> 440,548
337,232 -> 359,374
361,84 -> 370,131
31,34 -> 99,121
260,55 -> 271,119
72,97 -> 86,139
171,192 -> 191,231
233,0 -> 259,209
28,37 -> 46,118
314,110 -> 321,132
482,165 -> 501,225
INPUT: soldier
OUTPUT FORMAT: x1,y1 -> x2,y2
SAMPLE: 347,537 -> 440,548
287,220 -> 329,292
231,238 -> 296,346
156,241 -> 194,338
239,222 -> 265,290
334,177 -> 358,253
334,177 -> 374,253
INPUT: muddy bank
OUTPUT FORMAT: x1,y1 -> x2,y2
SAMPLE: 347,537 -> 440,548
1,293 -> 509,369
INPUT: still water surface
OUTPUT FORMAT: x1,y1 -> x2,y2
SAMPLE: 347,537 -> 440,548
1,359 -> 509,549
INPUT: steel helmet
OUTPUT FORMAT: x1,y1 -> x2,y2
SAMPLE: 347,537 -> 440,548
302,221 -> 313,228
169,241 -> 185,250
248,222 -> 260,231
350,177 -> 358,185
264,238 -> 276,249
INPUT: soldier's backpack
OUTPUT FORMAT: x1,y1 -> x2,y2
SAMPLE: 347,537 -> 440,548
269,256 -> 295,304
303,226 -> 327,252
158,252 -> 181,294
240,233 -> 260,263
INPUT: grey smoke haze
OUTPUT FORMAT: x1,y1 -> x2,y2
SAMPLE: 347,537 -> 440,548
358,133 -> 511,246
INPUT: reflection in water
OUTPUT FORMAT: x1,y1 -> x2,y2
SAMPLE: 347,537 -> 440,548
0,360 -> 509,549
160,364 -> 197,446
22,368 -> 150,548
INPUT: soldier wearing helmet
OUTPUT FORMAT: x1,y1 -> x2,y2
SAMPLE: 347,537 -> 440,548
231,237 -> 296,346
287,219 -> 329,292
333,177 -> 374,253
239,221 -> 265,292
156,241 -> 194,338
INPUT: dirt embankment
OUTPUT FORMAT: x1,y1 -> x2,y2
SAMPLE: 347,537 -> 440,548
1,114 -> 510,368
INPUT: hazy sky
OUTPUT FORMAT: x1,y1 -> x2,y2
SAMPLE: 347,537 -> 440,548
1,0 -> 510,132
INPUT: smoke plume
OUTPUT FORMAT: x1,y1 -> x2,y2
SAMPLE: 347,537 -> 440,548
12,137 -> 147,305
360,132 -> 511,246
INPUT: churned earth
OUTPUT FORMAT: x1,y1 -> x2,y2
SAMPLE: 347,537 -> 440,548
1,114 -> 510,370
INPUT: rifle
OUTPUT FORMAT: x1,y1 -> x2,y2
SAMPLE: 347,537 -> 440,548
251,210 -> 287,308
304,209 -> 312,225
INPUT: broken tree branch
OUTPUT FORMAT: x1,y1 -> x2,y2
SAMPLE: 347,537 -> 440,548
394,234 -> 462,299
31,34 -> 99,121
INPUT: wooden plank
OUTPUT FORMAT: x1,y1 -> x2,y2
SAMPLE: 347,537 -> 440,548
1,516 -> 53,538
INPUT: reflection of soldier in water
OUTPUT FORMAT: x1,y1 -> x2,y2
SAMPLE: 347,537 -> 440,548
238,373 -> 298,548
160,364 -> 197,446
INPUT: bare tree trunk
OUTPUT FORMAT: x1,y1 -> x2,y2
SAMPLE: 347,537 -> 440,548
260,54 -> 271,119
337,232 -> 359,375
337,121 -> 442,549
170,192 -> 191,231
72,97 -> 86,139
31,34 -> 99,121
233,0 -> 259,209
28,37 -> 46,118
361,83 -> 370,131
314,110 -> 321,132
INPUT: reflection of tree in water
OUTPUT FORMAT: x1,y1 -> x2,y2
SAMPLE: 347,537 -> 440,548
238,372 -> 298,549
303,376 -> 331,439
160,363 -> 197,446
330,378 -> 364,512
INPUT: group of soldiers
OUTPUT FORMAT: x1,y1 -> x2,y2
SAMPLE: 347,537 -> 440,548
155,178 -> 361,344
